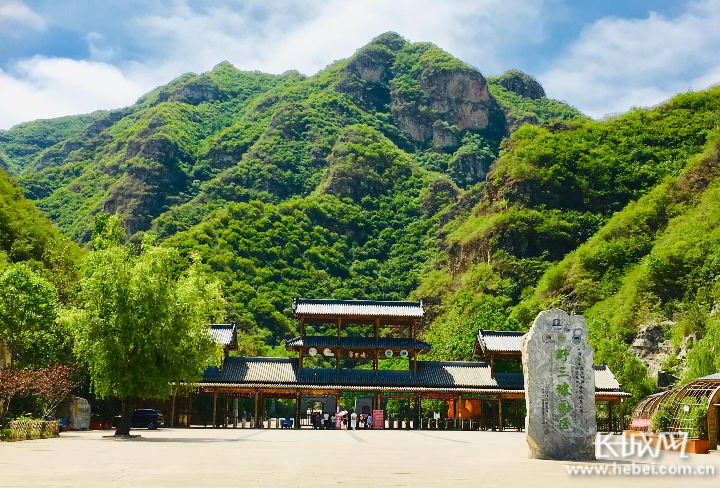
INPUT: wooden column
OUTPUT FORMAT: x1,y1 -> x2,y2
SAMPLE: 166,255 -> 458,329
171,393 -> 176,428
413,350 -> 417,375
295,393 -> 301,430
212,391 -> 218,428
337,318 -> 342,340
336,348 -> 341,373
490,356 -> 494,378
608,400 -> 613,432
374,349 -> 379,375
224,395 -> 228,428
619,398 -> 624,432
498,399 -> 503,431
300,318 -> 305,338
374,318 -> 379,341
453,399 -> 457,430
412,319 -> 416,340
254,393 -> 260,429
479,400 -> 484,430
298,349 -> 303,374
406,398 -> 411,429
187,392 -> 192,427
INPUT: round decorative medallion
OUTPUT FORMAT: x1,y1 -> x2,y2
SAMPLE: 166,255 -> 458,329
385,349 -> 393,358
308,347 -> 317,356
400,350 -> 409,358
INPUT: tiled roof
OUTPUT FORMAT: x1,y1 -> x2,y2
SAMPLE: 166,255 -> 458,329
476,330 -> 526,354
698,372 -> 720,381
292,298 -> 424,318
202,357 -> 621,393
593,364 -> 621,391
210,324 -> 236,346
285,336 -> 431,352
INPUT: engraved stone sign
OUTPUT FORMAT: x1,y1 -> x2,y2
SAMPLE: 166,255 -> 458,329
521,309 -> 596,460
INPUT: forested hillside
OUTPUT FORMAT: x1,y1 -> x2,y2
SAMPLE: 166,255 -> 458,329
2,32 -> 719,403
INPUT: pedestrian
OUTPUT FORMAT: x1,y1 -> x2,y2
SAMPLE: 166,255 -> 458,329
367,412 -> 373,429
323,412 -> 329,429
331,413 -> 336,429
350,411 -> 357,431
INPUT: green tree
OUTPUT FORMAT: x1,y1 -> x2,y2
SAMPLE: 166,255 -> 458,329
0,262 -> 58,367
66,215 -> 225,436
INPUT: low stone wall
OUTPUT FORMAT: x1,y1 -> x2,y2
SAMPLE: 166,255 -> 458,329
7,419 -> 60,441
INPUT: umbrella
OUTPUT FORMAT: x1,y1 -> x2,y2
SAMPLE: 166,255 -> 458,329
337,410 -> 348,416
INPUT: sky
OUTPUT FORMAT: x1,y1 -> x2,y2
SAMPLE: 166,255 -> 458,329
1,0 -> 719,129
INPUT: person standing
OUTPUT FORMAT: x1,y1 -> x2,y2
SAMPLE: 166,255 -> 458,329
367,412 -> 373,430
323,412 -> 329,429
350,411 -> 357,431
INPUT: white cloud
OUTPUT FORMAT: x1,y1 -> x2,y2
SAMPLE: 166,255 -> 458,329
134,0 -> 549,77
0,0 -> 46,34
0,57 -> 152,128
539,0 -> 720,118
0,0 -> 551,129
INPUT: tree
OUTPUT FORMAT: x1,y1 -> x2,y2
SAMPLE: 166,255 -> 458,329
0,368 -> 35,425
33,364 -> 80,419
66,215 -> 225,436
0,262 -> 58,367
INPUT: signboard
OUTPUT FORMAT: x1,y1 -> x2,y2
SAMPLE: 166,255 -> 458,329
264,393 -> 295,399
341,391 -> 375,398
381,392 -> 415,398
343,350 -> 370,360
372,409 -> 384,430
226,393 -> 254,398
461,393 -> 493,399
421,392 -> 458,400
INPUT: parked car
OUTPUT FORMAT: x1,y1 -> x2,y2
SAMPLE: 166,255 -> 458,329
112,409 -> 164,430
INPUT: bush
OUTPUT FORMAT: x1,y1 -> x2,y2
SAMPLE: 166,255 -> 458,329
690,405 -> 708,440
651,401 -> 674,433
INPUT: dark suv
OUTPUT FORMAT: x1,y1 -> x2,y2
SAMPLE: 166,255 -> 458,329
113,409 -> 164,430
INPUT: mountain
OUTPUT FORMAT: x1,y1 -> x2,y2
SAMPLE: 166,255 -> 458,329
3,32 -> 719,399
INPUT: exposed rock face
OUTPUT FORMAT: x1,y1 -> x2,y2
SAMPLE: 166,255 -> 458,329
432,121 -> 460,148
392,67 -> 506,144
631,321 -> 674,379
522,309 -> 596,461
495,70 -> 546,99
419,176 -> 460,216
155,76 -> 221,106
450,152 -> 490,186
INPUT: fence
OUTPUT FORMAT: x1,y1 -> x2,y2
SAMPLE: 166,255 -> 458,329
7,419 -> 60,440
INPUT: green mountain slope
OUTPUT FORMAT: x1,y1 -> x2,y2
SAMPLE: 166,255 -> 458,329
0,165 -> 81,278
415,86 -> 720,401
0,112 -> 106,175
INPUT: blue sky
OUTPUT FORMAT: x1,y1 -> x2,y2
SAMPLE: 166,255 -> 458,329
1,0 -> 719,129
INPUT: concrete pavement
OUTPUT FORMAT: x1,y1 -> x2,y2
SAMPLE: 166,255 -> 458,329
0,428 -> 718,487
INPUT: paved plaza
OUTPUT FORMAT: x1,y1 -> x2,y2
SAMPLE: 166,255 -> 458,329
0,428 -> 718,487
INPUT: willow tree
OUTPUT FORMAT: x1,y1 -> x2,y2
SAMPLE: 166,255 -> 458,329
0,262 -> 58,368
67,215 -> 224,436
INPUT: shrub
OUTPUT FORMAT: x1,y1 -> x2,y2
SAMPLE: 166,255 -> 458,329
651,401 -> 674,433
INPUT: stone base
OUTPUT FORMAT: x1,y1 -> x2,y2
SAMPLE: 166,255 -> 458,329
529,446 -> 596,461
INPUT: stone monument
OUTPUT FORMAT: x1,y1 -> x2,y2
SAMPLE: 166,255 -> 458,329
521,308 -> 596,460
